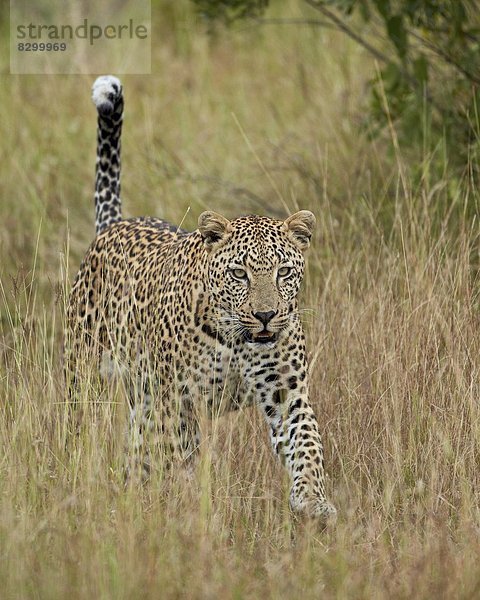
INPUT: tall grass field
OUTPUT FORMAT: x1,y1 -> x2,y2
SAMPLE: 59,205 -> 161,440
1,1 -> 479,597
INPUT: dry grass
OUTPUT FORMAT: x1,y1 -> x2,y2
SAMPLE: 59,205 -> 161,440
1,1 -> 480,597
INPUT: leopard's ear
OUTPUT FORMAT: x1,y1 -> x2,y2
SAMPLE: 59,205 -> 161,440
282,210 -> 316,251
198,211 -> 232,251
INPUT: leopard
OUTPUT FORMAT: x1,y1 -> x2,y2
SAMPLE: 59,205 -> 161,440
66,75 -> 336,523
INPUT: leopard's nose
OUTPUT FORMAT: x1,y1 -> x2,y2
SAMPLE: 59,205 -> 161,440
253,310 -> 277,327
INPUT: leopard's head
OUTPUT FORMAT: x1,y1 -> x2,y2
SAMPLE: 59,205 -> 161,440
198,211 -> 315,345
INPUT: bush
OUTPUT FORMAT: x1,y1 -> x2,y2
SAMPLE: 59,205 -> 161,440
191,0 -> 480,179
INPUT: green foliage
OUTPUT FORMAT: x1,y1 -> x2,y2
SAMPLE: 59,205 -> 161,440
342,0 -> 480,175
191,0 -> 480,178
191,0 -> 269,24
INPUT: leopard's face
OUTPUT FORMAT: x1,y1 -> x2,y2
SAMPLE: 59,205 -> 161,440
199,212 -> 315,345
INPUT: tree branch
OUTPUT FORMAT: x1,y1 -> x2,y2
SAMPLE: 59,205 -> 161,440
303,0 -> 392,65
252,17 -> 335,28
302,0 -> 454,118
408,29 -> 480,86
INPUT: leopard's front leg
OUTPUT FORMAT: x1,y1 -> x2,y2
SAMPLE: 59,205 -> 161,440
253,368 -> 336,523
125,372 -> 200,480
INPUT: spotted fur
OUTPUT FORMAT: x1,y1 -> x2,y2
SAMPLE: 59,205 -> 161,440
66,75 -> 336,523
92,75 -> 123,234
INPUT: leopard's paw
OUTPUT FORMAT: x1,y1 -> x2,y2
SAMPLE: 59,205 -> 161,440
290,487 -> 337,526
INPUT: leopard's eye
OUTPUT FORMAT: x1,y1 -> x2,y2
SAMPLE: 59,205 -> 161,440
278,266 -> 292,278
231,267 -> 248,281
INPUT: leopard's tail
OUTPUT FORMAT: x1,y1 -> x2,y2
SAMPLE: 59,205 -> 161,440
91,75 -> 124,235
